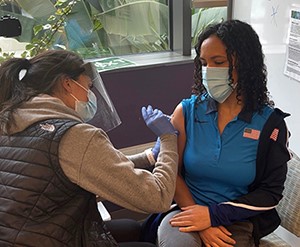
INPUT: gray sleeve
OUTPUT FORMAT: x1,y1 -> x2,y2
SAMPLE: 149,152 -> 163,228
59,124 -> 178,214
127,152 -> 153,169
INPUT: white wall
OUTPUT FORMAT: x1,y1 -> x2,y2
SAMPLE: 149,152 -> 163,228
233,1 -> 300,245
232,0 -> 300,155
264,49 -> 300,155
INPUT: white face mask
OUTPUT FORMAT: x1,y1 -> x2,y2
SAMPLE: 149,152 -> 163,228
202,67 -> 236,103
70,80 -> 97,122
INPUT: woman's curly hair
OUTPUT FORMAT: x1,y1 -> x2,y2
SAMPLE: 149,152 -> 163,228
193,19 -> 273,112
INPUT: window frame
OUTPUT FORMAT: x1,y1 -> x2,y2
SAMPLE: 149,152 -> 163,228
93,0 -> 233,71
170,0 -> 232,57
192,0 -> 227,8
0,0 -> 233,69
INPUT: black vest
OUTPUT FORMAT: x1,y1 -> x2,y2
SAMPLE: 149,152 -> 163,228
0,119 -> 118,247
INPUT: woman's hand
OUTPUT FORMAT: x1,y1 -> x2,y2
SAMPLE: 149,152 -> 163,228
199,226 -> 236,247
169,205 -> 210,232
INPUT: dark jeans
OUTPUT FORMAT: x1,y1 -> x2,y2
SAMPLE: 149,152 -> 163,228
106,219 -> 156,247
119,243 -> 156,247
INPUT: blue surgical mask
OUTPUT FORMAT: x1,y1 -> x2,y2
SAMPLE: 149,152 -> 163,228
202,67 -> 236,103
70,80 -> 97,122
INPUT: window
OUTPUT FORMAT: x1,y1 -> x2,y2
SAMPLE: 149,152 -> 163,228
0,0 -> 169,59
170,0 -> 229,56
191,6 -> 227,47
0,0 -> 232,62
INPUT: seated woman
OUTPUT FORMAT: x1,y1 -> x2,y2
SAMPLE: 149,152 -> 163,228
157,19 -> 291,247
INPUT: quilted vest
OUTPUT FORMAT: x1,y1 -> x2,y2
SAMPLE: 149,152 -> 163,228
0,119 -> 118,247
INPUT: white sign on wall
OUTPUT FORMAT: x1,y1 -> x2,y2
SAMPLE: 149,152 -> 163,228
284,7 -> 300,82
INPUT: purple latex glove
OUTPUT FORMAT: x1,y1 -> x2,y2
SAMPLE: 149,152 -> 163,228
141,105 -> 176,137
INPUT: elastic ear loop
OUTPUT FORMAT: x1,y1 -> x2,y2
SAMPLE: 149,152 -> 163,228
69,79 -> 89,102
71,79 -> 88,92
70,93 -> 79,102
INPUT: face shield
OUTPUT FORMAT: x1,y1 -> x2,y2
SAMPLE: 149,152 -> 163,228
82,62 -> 121,132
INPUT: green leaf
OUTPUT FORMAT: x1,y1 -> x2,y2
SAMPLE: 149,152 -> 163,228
33,25 -> 43,35
55,9 -> 64,16
25,44 -> 35,50
48,15 -> 57,21
21,51 -> 29,58
93,19 -> 103,31
55,0 -> 69,7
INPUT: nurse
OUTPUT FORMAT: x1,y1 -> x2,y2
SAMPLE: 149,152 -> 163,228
0,50 -> 178,247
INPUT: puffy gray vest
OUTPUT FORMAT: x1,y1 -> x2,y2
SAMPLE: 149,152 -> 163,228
0,119 -> 118,247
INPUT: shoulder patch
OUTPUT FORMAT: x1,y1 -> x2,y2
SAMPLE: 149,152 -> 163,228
270,128 -> 279,141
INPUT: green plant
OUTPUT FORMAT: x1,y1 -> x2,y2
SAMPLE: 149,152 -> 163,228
1,0 -> 170,61
0,1 -> 228,62
191,7 -> 227,46
92,0 -> 169,55
24,0 -> 80,57
0,48 -> 15,63
0,0 -> 81,61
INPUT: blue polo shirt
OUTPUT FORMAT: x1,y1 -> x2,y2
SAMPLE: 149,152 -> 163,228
182,94 -> 273,206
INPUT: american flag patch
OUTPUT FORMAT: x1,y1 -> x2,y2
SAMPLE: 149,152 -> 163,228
270,128 -> 279,141
243,128 -> 260,140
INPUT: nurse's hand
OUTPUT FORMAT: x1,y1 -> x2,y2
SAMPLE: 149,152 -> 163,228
141,105 -> 177,137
